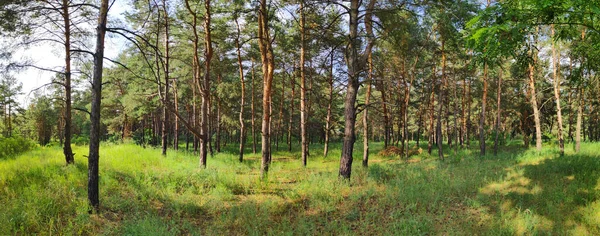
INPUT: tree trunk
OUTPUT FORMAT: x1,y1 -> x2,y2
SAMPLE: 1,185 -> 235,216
288,62 -> 296,152
251,60 -> 257,154
339,0 -> 375,179
88,0 -> 109,211
216,73 -> 222,153
173,74 -> 179,150
258,0 -> 275,178
479,62 -> 487,156
340,0 -> 361,179
551,25 -> 564,155
576,87 -> 583,153
494,67 -> 502,156
427,67 -> 437,155
62,0 -> 74,165
324,51 -> 334,157
529,46 -> 542,151
199,0 -> 213,168
436,40 -> 446,161
235,16 -> 245,162
362,53 -> 372,167
161,0 -> 170,156
300,1 -> 308,166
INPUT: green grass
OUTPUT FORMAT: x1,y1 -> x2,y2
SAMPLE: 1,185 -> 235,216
1,140 -> 600,235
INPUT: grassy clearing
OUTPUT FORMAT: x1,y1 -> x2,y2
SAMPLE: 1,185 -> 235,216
1,140 -> 599,235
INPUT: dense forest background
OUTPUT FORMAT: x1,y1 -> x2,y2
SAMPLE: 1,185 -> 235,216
1,0 -> 600,234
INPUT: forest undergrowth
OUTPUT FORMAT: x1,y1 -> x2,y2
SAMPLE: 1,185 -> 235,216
1,141 -> 599,235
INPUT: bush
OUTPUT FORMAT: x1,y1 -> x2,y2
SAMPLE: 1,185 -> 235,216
0,136 -> 36,159
72,136 -> 90,145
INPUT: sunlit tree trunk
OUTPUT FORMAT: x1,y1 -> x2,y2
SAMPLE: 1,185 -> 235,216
235,16 -> 245,162
551,25 -> 564,155
258,0 -> 275,177
299,0 -> 308,166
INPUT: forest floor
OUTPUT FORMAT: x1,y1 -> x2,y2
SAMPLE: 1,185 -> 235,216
1,140 -> 600,235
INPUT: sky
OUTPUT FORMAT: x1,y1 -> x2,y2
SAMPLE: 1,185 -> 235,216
10,2 -> 129,106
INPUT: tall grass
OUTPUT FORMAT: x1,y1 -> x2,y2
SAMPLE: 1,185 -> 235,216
1,141 -> 599,234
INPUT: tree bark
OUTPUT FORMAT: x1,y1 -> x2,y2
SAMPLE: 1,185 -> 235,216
528,37 -> 543,151
324,50 -> 334,157
436,40 -> 446,160
300,0 -> 308,166
199,0 -> 213,168
479,62 -> 488,156
551,25 -> 564,155
493,67 -> 502,156
339,0 -> 375,179
235,16 -> 245,162
258,0 -> 275,178
362,53 -> 372,167
288,62 -> 296,152
576,87 -> 583,153
62,0 -> 74,165
161,0 -> 170,156
251,60 -> 257,154
88,0 -> 109,211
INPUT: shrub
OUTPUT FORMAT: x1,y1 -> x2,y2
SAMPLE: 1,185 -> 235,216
0,136 -> 36,159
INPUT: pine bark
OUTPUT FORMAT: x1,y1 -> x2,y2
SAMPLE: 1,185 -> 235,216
551,25 -> 564,155
324,51 -> 334,157
62,0 -> 74,165
479,63 -> 487,156
88,0 -> 109,211
300,1 -> 308,166
235,17 -> 245,162
258,0 -> 275,178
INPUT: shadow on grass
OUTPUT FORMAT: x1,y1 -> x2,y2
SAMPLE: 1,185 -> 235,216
479,152 -> 600,234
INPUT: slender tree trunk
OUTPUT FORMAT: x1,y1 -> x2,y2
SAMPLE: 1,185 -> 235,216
529,41 -> 542,151
324,51 -> 334,157
576,87 -> 583,153
299,1 -> 308,166
276,74 -> 285,150
251,60 -> 257,154
216,73 -> 222,153
88,0 -> 109,211
62,0 -> 74,165
235,17 -> 245,162
173,76 -> 179,150
494,68 -> 502,155
362,53 -> 372,167
436,40 -> 446,160
479,62 -> 488,156
466,80 -> 472,147
427,67 -> 437,155
161,0 -> 170,156
199,0 -> 213,168
403,57 -> 417,157
258,0 -> 275,177
551,25 -> 564,155
288,62 -> 296,152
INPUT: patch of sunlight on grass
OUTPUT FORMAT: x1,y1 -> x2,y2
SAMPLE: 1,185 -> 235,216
480,168 -> 542,195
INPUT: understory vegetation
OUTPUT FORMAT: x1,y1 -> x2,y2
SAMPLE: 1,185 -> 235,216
1,141 -> 599,235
